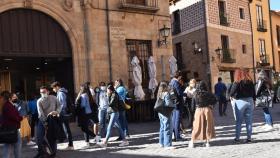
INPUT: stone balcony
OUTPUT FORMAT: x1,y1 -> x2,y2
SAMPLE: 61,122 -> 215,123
119,0 -> 159,12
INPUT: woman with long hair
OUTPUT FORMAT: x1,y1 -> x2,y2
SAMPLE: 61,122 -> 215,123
114,79 -> 130,139
229,69 -> 255,143
97,85 -> 129,148
75,84 -> 99,147
0,91 -> 23,158
256,70 -> 274,130
157,82 -> 174,149
188,81 -> 216,148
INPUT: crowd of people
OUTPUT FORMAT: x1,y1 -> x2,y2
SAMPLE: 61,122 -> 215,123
0,68 -> 276,157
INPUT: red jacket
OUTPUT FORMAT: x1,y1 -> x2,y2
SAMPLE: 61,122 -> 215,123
0,101 -> 22,129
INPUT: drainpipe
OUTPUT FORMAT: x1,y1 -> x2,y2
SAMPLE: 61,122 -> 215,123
203,0 -> 212,90
82,1 -> 92,82
106,0 -> 113,81
248,0 -> 256,82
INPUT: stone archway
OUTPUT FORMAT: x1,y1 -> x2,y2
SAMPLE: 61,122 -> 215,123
0,0 -> 87,92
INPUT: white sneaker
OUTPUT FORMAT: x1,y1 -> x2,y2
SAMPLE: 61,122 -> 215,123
159,144 -> 164,148
265,125 -> 273,131
188,141 -> 194,148
96,142 -> 107,148
119,140 -> 129,147
164,146 -> 175,150
95,136 -> 101,143
26,141 -> 36,146
205,143 -> 210,148
62,146 -> 74,150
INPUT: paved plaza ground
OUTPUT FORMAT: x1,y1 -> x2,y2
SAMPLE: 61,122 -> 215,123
1,103 -> 280,158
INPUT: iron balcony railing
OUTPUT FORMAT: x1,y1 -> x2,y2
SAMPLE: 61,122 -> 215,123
221,49 -> 236,63
219,13 -> 230,26
119,0 -> 159,12
258,54 -> 270,66
257,19 -> 268,32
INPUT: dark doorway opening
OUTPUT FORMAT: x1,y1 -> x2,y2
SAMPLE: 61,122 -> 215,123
0,57 -> 74,99
0,9 -> 74,100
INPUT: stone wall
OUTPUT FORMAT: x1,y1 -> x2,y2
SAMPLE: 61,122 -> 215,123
0,0 -> 173,91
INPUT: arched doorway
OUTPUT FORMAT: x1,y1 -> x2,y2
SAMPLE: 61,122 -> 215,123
0,9 -> 74,99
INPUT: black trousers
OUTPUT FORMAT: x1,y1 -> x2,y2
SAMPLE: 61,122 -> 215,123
61,116 -> 74,146
30,114 -> 38,138
218,97 -> 228,116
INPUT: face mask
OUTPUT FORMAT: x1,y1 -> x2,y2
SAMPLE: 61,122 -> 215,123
12,99 -> 18,103
95,88 -> 100,93
100,86 -> 106,91
41,93 -> 48,98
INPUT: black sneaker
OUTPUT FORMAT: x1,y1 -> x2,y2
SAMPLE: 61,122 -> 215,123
233,138 -> 241,144
115,137 -> 122,141
245,139 -> 252,143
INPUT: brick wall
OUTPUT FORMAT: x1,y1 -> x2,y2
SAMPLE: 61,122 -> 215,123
180,1 -> 205,32
207,0 -> 251,32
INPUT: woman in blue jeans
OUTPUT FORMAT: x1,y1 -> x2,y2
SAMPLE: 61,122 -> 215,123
256,70 -> 273,130
157,82 -> 174,149
229,69 -> 255,143
97,85 -> 129,148
115,79 -> 130,138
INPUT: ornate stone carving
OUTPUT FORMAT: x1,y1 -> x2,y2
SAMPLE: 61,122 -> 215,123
23,0 -> 33,8
62,0 -> 74,12
82,0 -> 94,9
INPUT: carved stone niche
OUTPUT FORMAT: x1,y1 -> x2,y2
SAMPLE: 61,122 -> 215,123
62,0 -> 74,12
23,0 -> 33,8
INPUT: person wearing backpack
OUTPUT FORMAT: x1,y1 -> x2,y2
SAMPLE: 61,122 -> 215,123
51,81 -> 74,150
169,71 -> 184,141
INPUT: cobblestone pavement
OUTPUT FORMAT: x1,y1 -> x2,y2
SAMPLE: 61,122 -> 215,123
2,104 -> 280,158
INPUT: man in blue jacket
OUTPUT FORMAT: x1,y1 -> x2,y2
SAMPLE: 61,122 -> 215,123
215,77 -> 227,117
169,71 -> 184,141
51,81 -> 74,150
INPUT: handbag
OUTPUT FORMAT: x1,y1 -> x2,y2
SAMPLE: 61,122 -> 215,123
154,94 -> 175,117
0,126 -> 18,144
256,90 -> 273,108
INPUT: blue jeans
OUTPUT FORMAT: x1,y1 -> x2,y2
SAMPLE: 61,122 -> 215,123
106,112 -> 125,142
172,109 -> 181,140
98,109 -> 107,138
263,107 -> 273,126
159,113 -> 172,147
36,121 -> 57,155
119,110 -> 129,136
234,98 -> 254,140
3,130 -> 21,158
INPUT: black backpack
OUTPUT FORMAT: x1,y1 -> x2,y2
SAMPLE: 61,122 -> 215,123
62,91 -> 75,117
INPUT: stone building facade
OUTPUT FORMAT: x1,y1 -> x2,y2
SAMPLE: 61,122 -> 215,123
170,0 -> 254,89
250,0 -> 274,73
271,10 -> 280,73
0,0 -> 173,95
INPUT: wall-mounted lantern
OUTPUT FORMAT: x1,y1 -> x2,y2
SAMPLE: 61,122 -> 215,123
192,42 -> 203,54
215,47 -> 223,56
158,25 -> 171,47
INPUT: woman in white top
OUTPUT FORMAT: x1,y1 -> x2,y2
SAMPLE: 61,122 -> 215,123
184,79 -> 197,129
